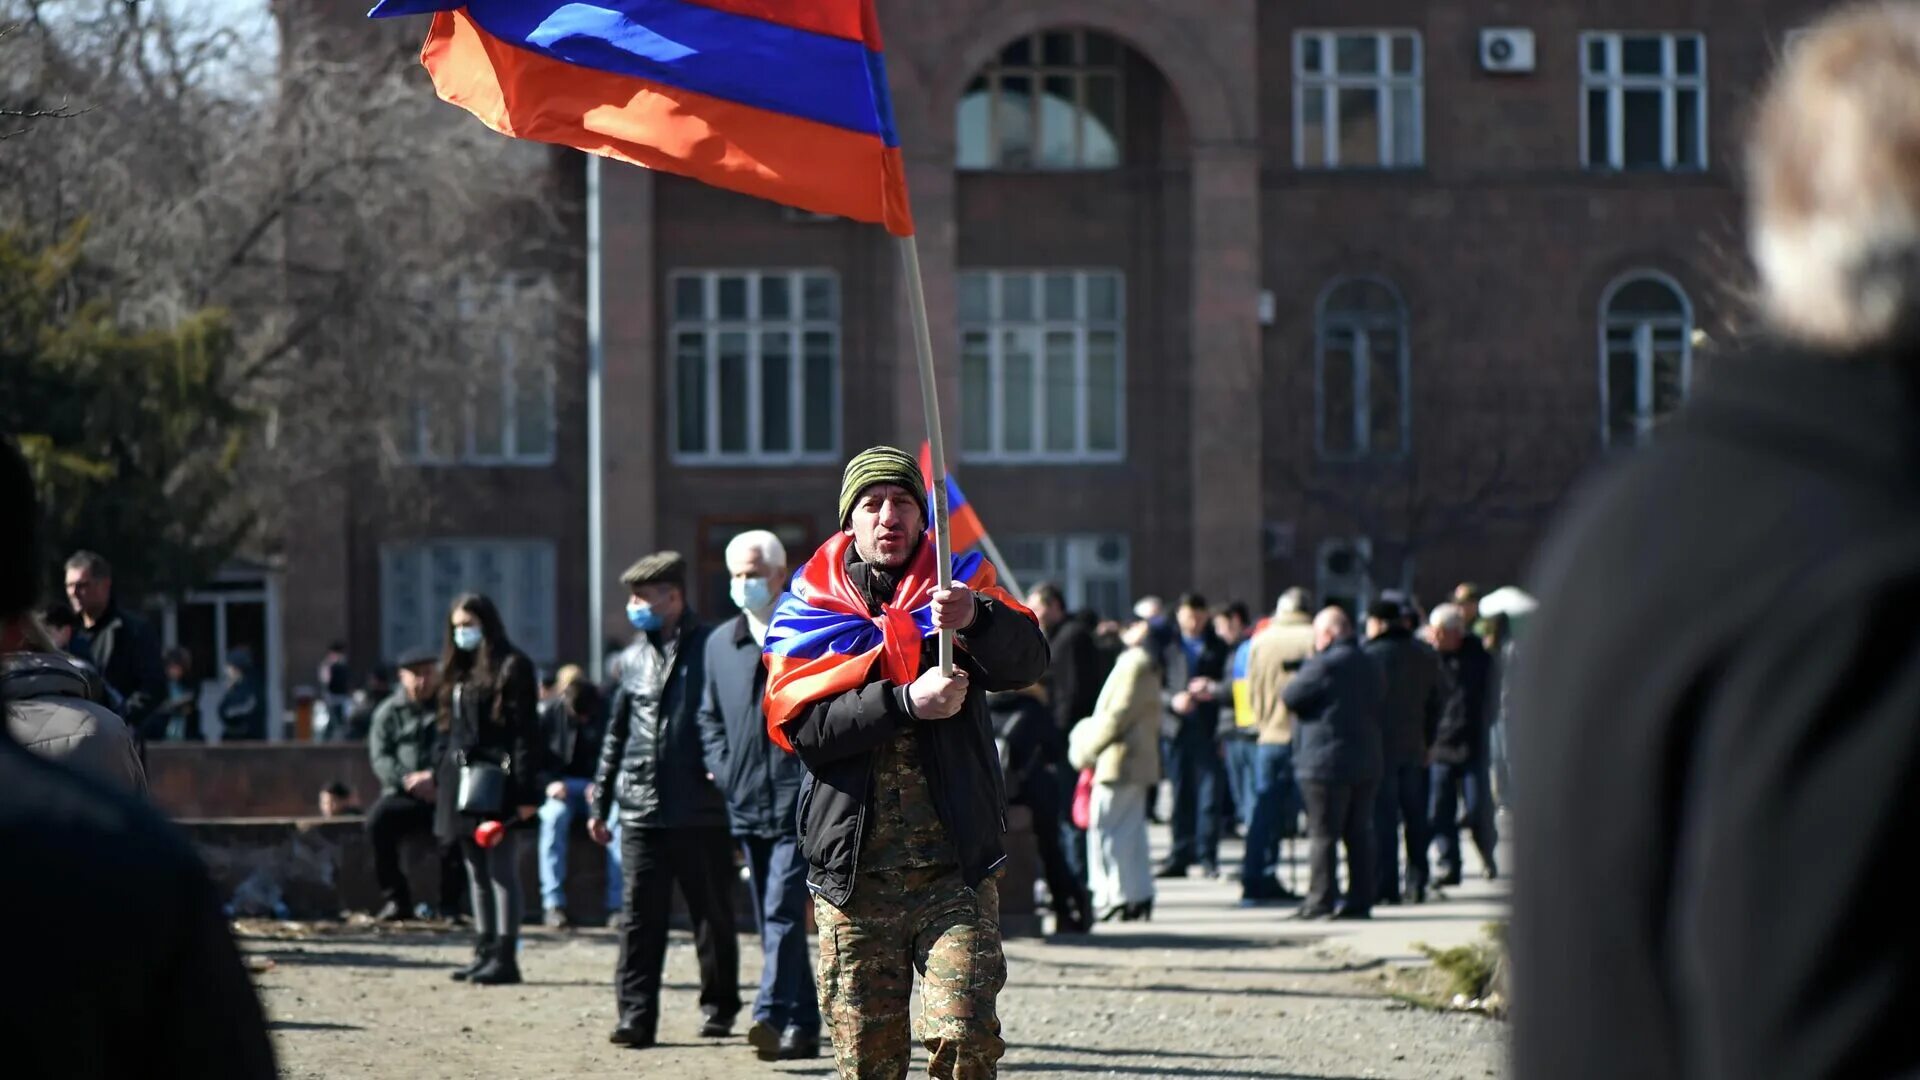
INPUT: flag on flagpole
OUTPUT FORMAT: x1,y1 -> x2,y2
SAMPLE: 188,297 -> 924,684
918,441 -> 984,552
367,0 -> 914,235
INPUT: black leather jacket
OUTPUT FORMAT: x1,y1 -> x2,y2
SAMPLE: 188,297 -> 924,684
591,617 -> 728,830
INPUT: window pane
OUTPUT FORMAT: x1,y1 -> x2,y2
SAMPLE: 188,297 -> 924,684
513,358 -> 553,459
1001,275 -> 1034,321
1622,90 -> 1663,167
760,274 -> 790,319
1675,36 -> 1700,75
1622,37 -> 1662,75
760,332 -> 792,453
718,276 -> 748,319
1611,279 -> 1685,316
675,332 -> 707,453
1336,34 -> 1379,75
1084,31 -> 1118,65
1676,88 -> 1702,168
960,274 -> 991,322
1044,330 -> 1077,453
1585,37 -> 1608,74
1038,75 -> 1078,167
1001,35 -> 1031,65
1300,34 -> 1324,76
996,74 -> 1034,168
803,331 -> 835,453
1042,30 -> 1074,66
1044,274 -> 1076,319
1003,331 -> 1035,453
956,81 -> 991,170
962,331 -> 993,454
1390,86 -> 1419,166
470,359 -> 504,457
1337,87 -> 1383,167
1086,274 -> 1119,321
674,276 -> 705,319
803,275 -> 837,320
1087,329 -> 1120,452
1082,74 -> 1121,168
1391,34 -> 1417,75
718,332 -> 749,452
1300,86 -> 1327,167
1368,330 -> 1403,455
1321,330 -> 1357,456
1586,89 -> 1611,166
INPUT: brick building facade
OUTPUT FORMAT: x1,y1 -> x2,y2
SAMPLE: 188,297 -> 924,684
270,0 -> 1830,706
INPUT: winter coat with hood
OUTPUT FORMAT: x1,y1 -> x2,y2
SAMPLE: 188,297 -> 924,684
0,651 -> 146,795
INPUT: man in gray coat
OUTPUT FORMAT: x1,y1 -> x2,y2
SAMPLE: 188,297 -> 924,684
1283,607 -> 1385,919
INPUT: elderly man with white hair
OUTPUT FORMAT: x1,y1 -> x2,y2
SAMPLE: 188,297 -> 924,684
1513,6 -> 1920,1077
1279,606 -> 1385,919
1424,602 -> 1496,888
695,530 -> 820,1061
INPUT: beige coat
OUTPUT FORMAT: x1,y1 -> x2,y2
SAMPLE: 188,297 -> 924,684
1245,612 -> 1316,746
1067,645 -> 1162,787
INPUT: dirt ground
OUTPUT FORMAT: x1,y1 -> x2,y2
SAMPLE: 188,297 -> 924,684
247,920 -> 1505,1080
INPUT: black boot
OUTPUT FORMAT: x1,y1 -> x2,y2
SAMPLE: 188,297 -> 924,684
469,937 -> 523,986
450,934 -> 495,982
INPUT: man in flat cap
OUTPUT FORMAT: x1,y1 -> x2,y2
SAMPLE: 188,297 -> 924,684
364,646 -> 467,920
763,446 -> 1051,1079
588,551 -> 740,1048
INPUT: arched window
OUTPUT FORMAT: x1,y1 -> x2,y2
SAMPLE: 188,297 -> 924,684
1600,273 -> 1692,446
957,30 -> 1122,171
1316,278 -> 1409,459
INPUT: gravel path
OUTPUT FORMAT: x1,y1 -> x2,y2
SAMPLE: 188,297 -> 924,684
251,921 -> 1505,1079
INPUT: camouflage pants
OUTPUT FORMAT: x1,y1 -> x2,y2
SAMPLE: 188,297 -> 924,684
814,866 -> 1006,1079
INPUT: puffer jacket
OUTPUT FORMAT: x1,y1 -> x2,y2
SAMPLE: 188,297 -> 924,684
1068,645 -> 1162,787
0,652 -> 147,795
592,617 -> 728,830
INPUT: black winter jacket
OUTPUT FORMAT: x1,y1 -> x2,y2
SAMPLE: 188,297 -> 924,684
539,696 -> 606,782
1363,629 -> 1449,767
1283,637 -> 1386,784
433,648 -> 543,842
77,604 -> 167,733
785,563 -> 1051,908
592,619 -> 729,830
1432,636 -> 1492,766
698,613 -> 805,838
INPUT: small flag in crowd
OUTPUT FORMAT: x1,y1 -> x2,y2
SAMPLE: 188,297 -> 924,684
918,441 -> 984,553
367,0 -> 914,235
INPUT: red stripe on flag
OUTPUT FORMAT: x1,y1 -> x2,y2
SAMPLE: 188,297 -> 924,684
421,9 -> 913,234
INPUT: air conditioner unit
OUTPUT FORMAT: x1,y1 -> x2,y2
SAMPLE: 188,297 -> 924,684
1480,28 -> 1535,74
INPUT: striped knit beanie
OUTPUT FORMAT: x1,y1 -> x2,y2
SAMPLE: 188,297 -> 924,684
837,446 -> 928,528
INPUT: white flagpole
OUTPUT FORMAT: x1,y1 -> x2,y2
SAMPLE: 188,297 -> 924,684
897,234 -> 955,676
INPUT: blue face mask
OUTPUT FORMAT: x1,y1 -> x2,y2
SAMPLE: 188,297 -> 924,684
730,575 -> 773,613
626,599 -> 661,632
452,626 -> 483,652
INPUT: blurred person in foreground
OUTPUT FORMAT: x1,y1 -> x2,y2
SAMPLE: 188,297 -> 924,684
1283,607 -> 1384,920
0,433 -> 274,1077
1514,7 -> 1920,1076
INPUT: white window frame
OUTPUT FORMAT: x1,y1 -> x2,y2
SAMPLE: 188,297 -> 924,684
956,29 -> 1124,171
379,539 -> 559,666
1314,276 -> 1411,461
958,269 -> 1126,464
1598,271 -> 1694,447
404,275 -> 558,467
1292,29 -> 1424,169
1580,31 -> 1709,171
998,534 -> 1132,619
667,269 -> 842,466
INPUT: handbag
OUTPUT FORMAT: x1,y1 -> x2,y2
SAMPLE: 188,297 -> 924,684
1071,767 -> 1095,831
456,751 -> 511,816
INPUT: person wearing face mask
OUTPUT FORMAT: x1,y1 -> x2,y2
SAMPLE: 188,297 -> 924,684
695,530 -> 820,1061
588,552 -> 739,1049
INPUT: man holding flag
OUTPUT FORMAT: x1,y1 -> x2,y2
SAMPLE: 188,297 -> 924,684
764,446 -> 1050,1079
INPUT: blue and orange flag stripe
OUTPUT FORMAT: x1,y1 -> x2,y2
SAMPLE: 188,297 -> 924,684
368,0 -> 913,235
918,441 -> 985,552
761,531 -> 1033,750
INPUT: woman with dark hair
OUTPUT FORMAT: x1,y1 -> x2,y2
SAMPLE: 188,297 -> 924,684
434,592 -> 543,986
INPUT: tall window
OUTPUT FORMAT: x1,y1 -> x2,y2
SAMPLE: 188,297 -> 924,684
380,540 -> 558,665
959,270 -> 1124,463
1294,30 -> 1423,169
1582,32 -> 1707,171
404,276 -> 557,465
1316,278 -> 1409,460
998,534 -> 1131,619
957,29 -> 1122,170
670,270 -> 839,463
1601,274 -> 1693,446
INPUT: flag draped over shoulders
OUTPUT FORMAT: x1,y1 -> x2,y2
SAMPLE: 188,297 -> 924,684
761,532 -> 1032,750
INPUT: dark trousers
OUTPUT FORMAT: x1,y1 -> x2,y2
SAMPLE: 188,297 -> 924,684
1300,779 -> 1378,915
1429,760 -> 1498,877
1165,732 -> 1221,871
1027,796 -> 1090,925
616,826 -> 742,1033
740,835 -> 820,1036
1056,766 -> 1089,884
365,792 -> 466,913
1374,763 -> 1430,900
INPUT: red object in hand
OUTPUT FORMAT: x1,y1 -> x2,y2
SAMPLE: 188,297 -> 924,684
473,820 -> 506,849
